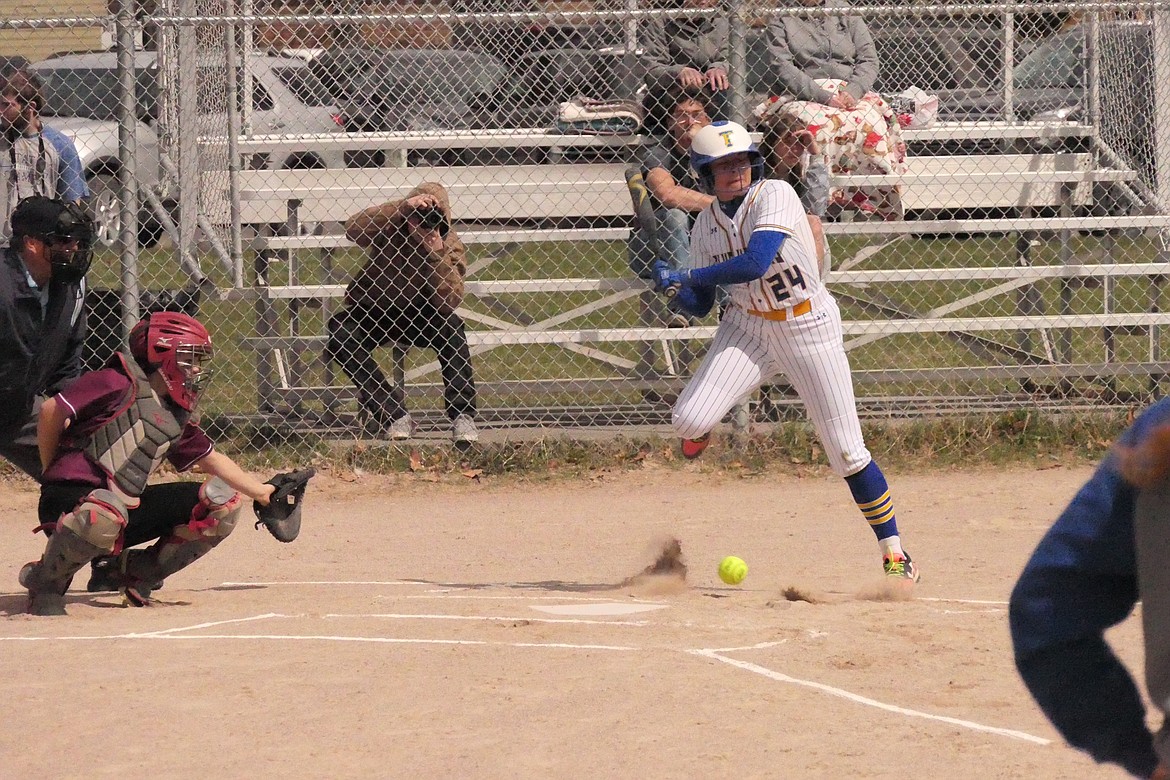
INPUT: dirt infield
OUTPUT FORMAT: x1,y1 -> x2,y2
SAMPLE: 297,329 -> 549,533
0,464 -> 1140,778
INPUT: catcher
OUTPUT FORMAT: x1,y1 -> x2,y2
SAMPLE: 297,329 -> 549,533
19,311 -> 314,616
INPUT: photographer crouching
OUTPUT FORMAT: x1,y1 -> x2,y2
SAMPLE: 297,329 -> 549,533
326,183 -> 479,443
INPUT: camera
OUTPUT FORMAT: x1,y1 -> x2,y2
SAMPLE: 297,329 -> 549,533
414,205 -> 447,231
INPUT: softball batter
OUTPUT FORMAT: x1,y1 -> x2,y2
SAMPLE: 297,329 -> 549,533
652,120 -> 918,581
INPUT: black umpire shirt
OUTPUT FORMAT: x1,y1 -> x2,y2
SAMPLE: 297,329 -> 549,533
0,245 -> 86,434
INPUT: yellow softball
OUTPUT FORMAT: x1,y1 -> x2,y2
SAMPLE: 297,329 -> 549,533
718,555 -> 748,585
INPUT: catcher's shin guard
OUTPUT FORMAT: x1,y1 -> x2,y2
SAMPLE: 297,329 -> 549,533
21,490 -> 128,615
121,478 -> 242,599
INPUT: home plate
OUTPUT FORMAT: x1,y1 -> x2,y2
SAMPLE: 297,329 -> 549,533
531,603 -> 669,617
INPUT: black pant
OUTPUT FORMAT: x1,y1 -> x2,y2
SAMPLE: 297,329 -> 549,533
39,482 -> 203,548
326,301 -> 477,424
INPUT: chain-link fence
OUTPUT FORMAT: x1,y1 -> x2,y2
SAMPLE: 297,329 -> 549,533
4,0 -> 1170,445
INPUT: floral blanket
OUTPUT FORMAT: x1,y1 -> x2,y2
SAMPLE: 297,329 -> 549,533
753,79 -> 907,220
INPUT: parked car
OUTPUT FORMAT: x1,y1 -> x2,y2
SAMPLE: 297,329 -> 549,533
933,20 -> 1154,199
448,0 -> 624,66
30,50 -> 346,246
310,44 -> 641,165
314,47 -> 506,132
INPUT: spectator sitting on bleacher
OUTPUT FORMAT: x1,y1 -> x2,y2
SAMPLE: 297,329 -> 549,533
762,0 -> 906,220
759,110 -> 829,276
642,0 -> 730,120
326,182 -> 479,445
629,88 -> 714,333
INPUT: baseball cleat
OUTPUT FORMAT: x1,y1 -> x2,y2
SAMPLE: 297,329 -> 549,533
883,551 -> 920,583
21,561 -> 68,616
681,433 -> 711,460
385,413 -> 415,440
452,414 -> 479,444
87,555 -> 165,595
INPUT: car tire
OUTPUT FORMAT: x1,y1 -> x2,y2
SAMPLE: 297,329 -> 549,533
87,172 -> 165,249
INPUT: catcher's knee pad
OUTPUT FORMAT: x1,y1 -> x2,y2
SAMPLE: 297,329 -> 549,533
59,489 -> 129,552
185,477 -> 242,539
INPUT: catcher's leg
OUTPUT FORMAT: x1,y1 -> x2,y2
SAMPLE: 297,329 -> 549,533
90,482 -> 204,593
21,489 -> 128,616
119,477 -> 242,605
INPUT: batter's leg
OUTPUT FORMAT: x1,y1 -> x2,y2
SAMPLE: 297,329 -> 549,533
771,294 -> 917,579
673,308 -> 771,441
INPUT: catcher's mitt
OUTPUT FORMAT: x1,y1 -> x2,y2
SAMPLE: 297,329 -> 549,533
254,468 -> 315,543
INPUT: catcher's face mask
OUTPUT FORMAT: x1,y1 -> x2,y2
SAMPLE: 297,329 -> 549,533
174,346 -> 213,409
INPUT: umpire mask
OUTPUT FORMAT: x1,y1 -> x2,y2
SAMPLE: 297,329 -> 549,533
11,196 -> 95,282
45,202 -> 95,282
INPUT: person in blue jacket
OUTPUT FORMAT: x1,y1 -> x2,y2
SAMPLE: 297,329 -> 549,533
1010,398 -> 1170,779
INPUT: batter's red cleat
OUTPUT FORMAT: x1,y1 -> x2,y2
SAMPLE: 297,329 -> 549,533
681,433 -> 711,460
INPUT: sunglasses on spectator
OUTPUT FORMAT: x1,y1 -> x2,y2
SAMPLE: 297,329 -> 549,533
674,109 -> 710,124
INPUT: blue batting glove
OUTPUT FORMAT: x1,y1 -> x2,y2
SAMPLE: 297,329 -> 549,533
651,260 -> 690,293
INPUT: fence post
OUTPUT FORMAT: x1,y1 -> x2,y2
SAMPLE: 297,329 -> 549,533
116,0 -> 140,342
1153,7 -> 1170,392
226,0 -> 244,288
175,0 -> 199,279
726,0 -> 746,125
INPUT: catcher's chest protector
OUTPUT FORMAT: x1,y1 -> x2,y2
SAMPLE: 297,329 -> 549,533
82,353 -> 183,498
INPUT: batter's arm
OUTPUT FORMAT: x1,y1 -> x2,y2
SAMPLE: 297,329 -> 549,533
674,285 -> 716,318
688,230 -> 786,287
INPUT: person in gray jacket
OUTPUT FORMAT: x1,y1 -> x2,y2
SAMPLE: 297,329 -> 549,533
642,0 -> 730,115
766,0 -> 879,108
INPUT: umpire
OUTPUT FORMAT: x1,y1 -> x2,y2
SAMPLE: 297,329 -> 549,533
0,195 -> 93,478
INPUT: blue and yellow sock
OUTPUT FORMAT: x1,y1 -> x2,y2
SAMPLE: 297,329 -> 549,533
845,461 -> 904,557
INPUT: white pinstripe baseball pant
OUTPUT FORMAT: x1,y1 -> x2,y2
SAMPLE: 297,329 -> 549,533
672,286 -> 871,477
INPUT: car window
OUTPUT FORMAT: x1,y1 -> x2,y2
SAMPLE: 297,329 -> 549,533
272,65 -> 334,107
358,51 -> 506,104
308,49 -> 378,104
36,65 -> 159,122
252,80 -> 274,111
1015,29 -> 1082,89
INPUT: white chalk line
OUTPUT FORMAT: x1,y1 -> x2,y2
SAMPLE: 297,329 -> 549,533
918,597 -> 1010,606
699,640 -> 790,653
136,634 -> 640,651
324,613 -> 649,627
0,613 -> 288,642
128,613 -> 288,637
692,649 -> 1049,745
940,609 -> 1006,615
219,580 -> 423,587
409,592 -> 667,604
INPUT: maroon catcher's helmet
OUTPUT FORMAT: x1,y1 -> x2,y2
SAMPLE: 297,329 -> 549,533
128,312 -> 213,411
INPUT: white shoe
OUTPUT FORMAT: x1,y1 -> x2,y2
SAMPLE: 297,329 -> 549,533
386,413 -> 415,440
452,414 -> 479,443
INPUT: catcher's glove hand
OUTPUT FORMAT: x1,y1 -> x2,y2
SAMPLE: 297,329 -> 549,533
254,468 -> 315,543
